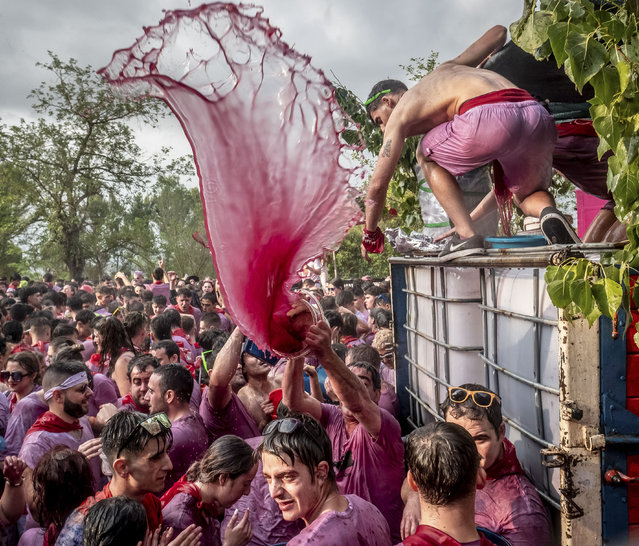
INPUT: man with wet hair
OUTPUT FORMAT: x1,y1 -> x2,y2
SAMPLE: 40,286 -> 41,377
439,383 -> 551,545
261,413 -> 391,545
57,411 -> 201,546
282,322 -> 405,541
402,422 -> 501,545
144,363 -> 207,492
362,26 -> 579,262
118,354 -> 159,413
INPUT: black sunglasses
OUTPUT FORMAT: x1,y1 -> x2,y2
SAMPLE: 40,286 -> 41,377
0,371 -> 30,383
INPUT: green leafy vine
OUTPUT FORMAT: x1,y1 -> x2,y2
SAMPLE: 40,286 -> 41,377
512,0 -> 639,338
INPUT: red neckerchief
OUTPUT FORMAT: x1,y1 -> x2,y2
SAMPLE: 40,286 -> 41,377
43,522 -> 60,546
78,483 -> 162,531
25,411 -> 82,437
404,525 -> 496,545
31,340 -> 47,354
486,438 -> 525,480
161,476 -> 218,527
341,335 -> 359,345
173,328 -> 188,338
120,393 -> 149,414
8,391 -> 17,413
153,280 -> 164,285
9,343 -> 32,355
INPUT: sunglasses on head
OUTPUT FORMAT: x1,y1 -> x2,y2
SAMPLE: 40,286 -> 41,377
117,413 -> 171,458
448,387 -> 500,408
0,371 -> 30,383
263,417 -> 303,436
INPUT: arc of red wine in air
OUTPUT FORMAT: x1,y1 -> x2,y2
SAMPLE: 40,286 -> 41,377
99,3 -> 363,355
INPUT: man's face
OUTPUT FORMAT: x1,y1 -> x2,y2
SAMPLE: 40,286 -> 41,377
201,299 -> 215,313
348,366 -> 380,404
151,303 -> 165,316
364,294 -> 377,310
130,365 -> 154,408
133,273 -> 145,284
62,382 -> 93,418
76,321 -> 91,340
445,413 -> 505,470
62,285 -> 74,298
369,98 -> 395,133
176,295 -> 191,312
262,452 -> 324,522
151,347 -> 172,366
27,292 -> 43,307
353,295 -> 365,312
124,437 -> 173,495
96,292 -> 111,307
144,373 -> 168,414
242,354 -> 271,379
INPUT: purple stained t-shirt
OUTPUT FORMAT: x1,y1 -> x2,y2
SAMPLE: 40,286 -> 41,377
19,416 -> 102,489
162,492 -> 221,545
475,472 -> 552,546
288,494 -> 392,546
2,391 -> 48,460
164,412 -> 209,493
321,404 -> 404,543
199,389 -> 259,443
0,392 -> 9,437
222,436 -> 303,546
87,373 -> 119,417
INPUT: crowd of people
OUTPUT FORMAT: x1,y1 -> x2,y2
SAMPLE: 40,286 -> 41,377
0,266 -> 553,545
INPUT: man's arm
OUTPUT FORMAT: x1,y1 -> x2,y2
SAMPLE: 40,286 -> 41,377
208,327 -> 244,410
281,357 -> 322,421
362,118 -> 408,260
305,322 -> 382,437
449,25 -> 507,67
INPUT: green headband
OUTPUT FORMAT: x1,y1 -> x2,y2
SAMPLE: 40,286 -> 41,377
364,89 -> 391,107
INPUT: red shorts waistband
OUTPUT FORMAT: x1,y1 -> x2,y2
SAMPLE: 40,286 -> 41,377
459,88 -> 536,115
556,119 -> 597,138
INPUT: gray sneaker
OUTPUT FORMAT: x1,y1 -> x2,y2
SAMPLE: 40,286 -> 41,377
438,234 -> 485,261
540,207 -> 581,244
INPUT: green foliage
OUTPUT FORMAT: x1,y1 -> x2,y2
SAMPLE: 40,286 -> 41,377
512,0 -> 639,326
0,53 -> 200,280
327,226 -> 392,279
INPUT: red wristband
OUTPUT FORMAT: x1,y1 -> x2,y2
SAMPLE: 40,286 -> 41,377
362,227 -> 384,253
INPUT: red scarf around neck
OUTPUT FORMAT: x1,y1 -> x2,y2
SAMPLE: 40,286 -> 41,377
25,411 -> 82,438
486,438 -> 525,481
120,393 -> 149,414
161,476 -> 218,527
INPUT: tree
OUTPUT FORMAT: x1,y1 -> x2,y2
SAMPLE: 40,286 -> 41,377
0,53 -> 173,279
511,0 -> 639,331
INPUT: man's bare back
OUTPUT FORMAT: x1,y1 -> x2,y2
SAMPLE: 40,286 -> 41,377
393,64 -> 517,137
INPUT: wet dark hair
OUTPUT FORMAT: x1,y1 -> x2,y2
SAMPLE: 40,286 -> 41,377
176,287 -> 193,299
347,361 -> 381,391
93,317 -> 134,376
152,294 -> 167,307
319,296 -> 337,311
163,308 -> 182,329
200,292 -> 217,304
259,413 -> 335,484
2,320 -> 23,343
6,351 -> 41,384
335,290 -> 354,308
75,309 -> 96,325
67,295 -> 84,313
52,323 -> 78,339
33,446 -> 94,543
331,343 -> 348,362
127,354 -> 160,379
123,311 -> 148,339
152,267 -> 164,281
329,278 -> 344,290
152,364 -> 193,403
150,314 -> 172,341
18,285 -> 42,304
365,79 -> 408,122
101,411 -> 173,466
364,285 -> 383,297
370,307 -> 392,329
200,312 -> 221,330
181,315 -> 195,334
187,435 -> 256,483
439,382 -> 503,434
340,313 -> 358,338
323,310 -> 343,330
152,339 -> 180,360
83,497 -> 147,546
197,329 -> 228,354
405,422 -> 480,505
347,344 -> 381,371
51,344 -> 86,365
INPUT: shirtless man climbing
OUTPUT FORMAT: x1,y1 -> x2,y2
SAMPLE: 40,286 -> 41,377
361,25 -> 580,262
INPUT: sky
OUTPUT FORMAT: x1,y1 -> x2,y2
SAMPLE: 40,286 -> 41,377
0,0 -> 526,161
